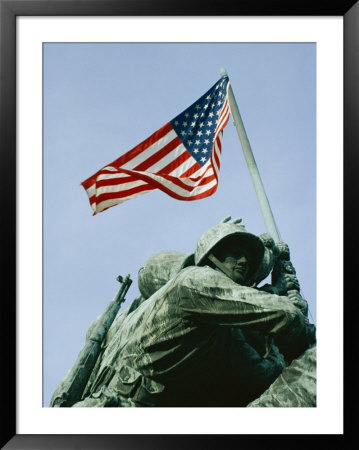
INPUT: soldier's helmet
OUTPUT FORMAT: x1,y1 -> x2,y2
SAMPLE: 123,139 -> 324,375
138,251 -> 191,300
194,217 -> 266,284
137,218 -> 279,299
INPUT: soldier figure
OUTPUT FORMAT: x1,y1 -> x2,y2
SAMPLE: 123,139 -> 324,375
68,217 -> 315,407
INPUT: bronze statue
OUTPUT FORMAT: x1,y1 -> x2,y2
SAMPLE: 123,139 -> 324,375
51,217 -> 316,407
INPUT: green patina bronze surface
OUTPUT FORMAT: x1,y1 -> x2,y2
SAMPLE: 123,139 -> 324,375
51,217 -> 316,408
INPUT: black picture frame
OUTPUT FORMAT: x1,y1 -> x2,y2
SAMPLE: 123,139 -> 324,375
1,0 -> 356,448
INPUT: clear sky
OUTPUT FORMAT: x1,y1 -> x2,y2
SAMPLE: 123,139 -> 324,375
43,42 -> 316,407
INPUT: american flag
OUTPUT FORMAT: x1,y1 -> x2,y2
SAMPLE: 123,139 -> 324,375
81,76 -> 230,214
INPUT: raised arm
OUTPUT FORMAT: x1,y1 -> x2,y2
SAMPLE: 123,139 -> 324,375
176,266 -> 315,361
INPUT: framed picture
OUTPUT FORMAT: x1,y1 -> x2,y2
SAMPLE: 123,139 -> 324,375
2,0 -> 355,448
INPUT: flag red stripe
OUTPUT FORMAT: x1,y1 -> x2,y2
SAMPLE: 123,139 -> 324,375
89,144 -> 220,208
109,122 -> 173,168
159,173 -> 216,191
81,122 -> 173,189
92,183 -> 156,205
179,160 -> 203,178
95,148 -> 192,189
92,167 -> 217,207
94,175 -> 218,208
90,141 -> 188,191
95,174 -> 138,188
90,164 -> 211,207
213,143 -> 221,169
112,167 -> 216,193
132,135 -> 182,171
157,150 -> 192,175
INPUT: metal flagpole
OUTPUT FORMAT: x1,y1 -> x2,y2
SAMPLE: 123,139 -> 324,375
220,68 -> 281,243
220,69 -> 315,323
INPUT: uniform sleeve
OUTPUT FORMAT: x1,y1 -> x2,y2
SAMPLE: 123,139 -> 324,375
175,266 -> 315,361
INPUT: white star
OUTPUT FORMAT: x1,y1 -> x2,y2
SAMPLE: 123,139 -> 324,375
188,130 -> 193,136
207,121 -> 213,126
202,148 -> 208,154
193,113 -> 199,119
201,157 -> 206,162
200,112 -> 205,117
195,104 -> 201,110
217,100 -> 222,106
197,130 -> 203,137
174,120 -> 179,126
187,140 -> 192,146
191,121 -> 196,127
185,112 -> 190,117
209,112 -> 214,118
206,95 -> 211,100
181,130 -> 186,136
205,130 -> 211,135
193,148 -> 199,153
195,140 -> 201,145
182,121 -> 188,127
204,139 -> 210,145
203,104 -> 209,109
199,122 -> 204,128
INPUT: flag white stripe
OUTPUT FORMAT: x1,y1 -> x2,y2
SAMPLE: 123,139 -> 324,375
215,103 -> 229,137
96,172 -> 130,182
212,149 -> 220,178
92,145 -> 189,189
169,155 -> 198,177
216,100 -> 229,125
88,147 -> 192,197
158,174 -> 216,197
86,185 -> 96,198
217,111 -> 230,133
141,169 -> 216,196
101,165 -> 118,172
165,166 -> 215,188
191,178 -> 217,195
121,129 -> 178,169
172,163 -> 214,182
95,162 -> 215,198
96,174 -> 217,212
96,189 -> 154,212
212,136 -> 223,179
144,142 -> 188,172
183,158 -> 211,179
95,178 -> 147,196
215,135 -> 222,156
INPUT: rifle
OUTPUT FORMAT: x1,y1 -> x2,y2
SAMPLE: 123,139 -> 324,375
50,274 -> 132,407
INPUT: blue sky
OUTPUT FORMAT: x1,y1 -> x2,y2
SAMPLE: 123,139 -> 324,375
43,42 -> 316,407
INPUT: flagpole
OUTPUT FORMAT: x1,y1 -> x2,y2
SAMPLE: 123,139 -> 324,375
220,68 -> 281,243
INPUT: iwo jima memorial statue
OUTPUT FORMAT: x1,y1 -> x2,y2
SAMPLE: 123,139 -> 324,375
50,70 -> 316,408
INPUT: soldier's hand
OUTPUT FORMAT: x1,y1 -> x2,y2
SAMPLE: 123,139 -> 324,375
273,271 -> 300,295
283,273 -> 300,291
287,290 -> 309,317
275,241 -> 290,260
